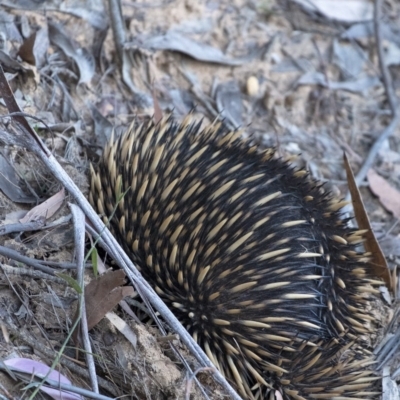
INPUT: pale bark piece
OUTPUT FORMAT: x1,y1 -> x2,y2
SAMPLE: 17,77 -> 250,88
19,188 -> 65,223
368,169 -> 400,219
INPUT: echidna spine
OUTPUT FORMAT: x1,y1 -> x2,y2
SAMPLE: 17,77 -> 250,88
89,116 -> 381,400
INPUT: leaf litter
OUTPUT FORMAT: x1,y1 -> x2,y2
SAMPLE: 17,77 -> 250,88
0,0 -> 399,398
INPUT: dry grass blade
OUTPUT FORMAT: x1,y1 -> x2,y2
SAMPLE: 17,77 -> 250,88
344,152 -> 392,290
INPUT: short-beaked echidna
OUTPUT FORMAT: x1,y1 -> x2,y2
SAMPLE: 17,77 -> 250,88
89,116 -> 381,400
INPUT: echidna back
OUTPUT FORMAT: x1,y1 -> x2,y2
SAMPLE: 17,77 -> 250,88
90,117 -> 379,400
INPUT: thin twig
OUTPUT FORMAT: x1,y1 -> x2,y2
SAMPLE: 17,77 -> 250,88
0,264 -> 65,284
0,220 -> 45,236
107,0 -> 152,105
70,204 -> 99,393
5,370 -> 113,400
0,244 -> 81,271
0,245 -> 56,275
374,0 -> 397,114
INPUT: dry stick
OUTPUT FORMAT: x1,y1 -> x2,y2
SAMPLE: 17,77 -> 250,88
0,244 -> 57,275
374,0 -> 397,114
353,0 -> 399,188
70,204 -> 99,393
107,0 -> 152,105
0,244 -> 80,272
0,263 -> 64,284
8,371 -> 113,400
36,379 -> 112,400
0,220 -> 45,236
0,69 -> 242,400
107,0 -> 124,68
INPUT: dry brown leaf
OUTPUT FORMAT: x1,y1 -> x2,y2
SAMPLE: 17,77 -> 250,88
17,27 -> 49,68
17,32 -> 36,65
84,270 -> 134,331
367,169 -> 400,219
19,188 -> 65,223
72,270 -> 135,345
344,154 -> 392,290
87,286 -> 134,330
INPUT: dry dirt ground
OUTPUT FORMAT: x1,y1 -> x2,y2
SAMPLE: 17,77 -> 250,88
0,0 -> 399,399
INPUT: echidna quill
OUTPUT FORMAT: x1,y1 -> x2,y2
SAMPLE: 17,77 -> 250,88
89,115 -> 381,400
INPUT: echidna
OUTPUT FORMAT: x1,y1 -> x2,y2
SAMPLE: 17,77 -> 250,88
89,115 -> 381,400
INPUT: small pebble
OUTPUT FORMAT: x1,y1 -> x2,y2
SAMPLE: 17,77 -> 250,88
246,76 -> 259,97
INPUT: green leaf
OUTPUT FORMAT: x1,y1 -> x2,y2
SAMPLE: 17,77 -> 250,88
55,272 -> 83,294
